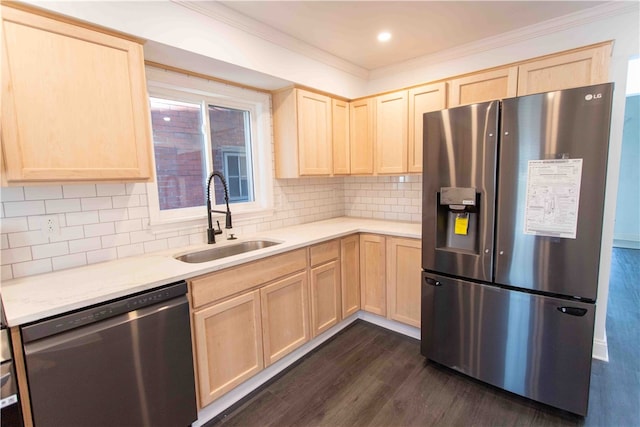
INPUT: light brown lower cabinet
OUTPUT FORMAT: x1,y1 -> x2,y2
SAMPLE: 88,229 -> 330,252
386,237 -> 422,328
360,234 -> 386,316
261,271 -> 310,366
192,290 -> 264,408
340,235 -> 360,317
309,260 -> 341,337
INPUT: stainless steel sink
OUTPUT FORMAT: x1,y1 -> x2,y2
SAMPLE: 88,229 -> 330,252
174,240 -> 280,263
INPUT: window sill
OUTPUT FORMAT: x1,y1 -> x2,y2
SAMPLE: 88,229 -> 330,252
148,207 -> 276,235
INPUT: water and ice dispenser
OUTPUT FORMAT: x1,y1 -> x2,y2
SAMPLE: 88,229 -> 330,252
436,187 -> 479,253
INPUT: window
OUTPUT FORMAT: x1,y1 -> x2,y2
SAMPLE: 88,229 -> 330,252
145,67 -> 273,228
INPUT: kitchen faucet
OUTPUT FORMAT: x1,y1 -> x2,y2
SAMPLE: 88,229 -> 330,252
206,171 -> 233,244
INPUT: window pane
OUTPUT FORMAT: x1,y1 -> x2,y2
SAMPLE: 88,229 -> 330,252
209,105 -> 255,205
150,98 -> 206,210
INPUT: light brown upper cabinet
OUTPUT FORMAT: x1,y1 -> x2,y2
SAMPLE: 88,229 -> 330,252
1,5 -> 153,184
407,83 -> 447,173
273,88 -> 333,178
376,91 -> 408,174
448,66 -> 518,107
517,44 -> 611,96
332,99 -> 350,175
349,98 -> 375,175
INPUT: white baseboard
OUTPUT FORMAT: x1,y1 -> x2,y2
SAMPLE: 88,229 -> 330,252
357,311 -> 421,339
613,238 -> 640,249
592,331 -> 609,362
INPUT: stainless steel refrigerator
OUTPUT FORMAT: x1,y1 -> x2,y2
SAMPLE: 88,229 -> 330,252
420,83 -> 614,416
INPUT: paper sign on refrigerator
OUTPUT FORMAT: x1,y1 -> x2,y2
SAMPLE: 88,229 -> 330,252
523,158 -> 583,239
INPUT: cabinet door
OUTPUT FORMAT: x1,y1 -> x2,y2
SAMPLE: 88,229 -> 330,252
297,89 -> 332,175
517,44 -> 611,96
387,237 -> 422,328
349,98 -> 375,174
448,67 -> 518,107
341,235 -> 361,318
376,91 -> 408,174
408,82 -> 447,173
360,234 -> 386,316
261,272 -> 310,366
1,6 -> 152,183
332,99 -> 350,175
193,290 -> 263,407
310,260 -> 341,337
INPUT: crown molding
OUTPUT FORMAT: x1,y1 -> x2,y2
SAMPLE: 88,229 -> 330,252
370,1 -> 638,80
172,0 -> 370,80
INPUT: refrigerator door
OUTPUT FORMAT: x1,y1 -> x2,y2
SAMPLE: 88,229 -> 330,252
495,83 -> 613,300
422,101 -> 498,282
421,272 -> 595,416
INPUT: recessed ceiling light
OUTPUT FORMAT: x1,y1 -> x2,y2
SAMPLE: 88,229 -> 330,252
377,31 -> 391,42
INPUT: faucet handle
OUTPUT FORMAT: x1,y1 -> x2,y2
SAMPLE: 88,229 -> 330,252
214,220 -> 223,235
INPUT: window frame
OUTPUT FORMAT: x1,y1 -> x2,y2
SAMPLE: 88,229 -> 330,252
145,67 -> 273,231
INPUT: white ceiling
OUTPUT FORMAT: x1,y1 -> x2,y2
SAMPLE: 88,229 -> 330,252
215,1 -> 608,71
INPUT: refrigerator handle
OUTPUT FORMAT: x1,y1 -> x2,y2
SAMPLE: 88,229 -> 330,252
557,306 -> 588,317
425,277 -> 442,286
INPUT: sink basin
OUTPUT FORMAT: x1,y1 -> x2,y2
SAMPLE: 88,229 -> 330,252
174,240 -> 280,263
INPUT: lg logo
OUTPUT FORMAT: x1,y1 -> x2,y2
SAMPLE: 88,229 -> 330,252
585,93 -> 603,101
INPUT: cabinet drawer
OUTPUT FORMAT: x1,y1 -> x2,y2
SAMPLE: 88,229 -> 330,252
190,248 -> 308,308
309,239 -> 340,267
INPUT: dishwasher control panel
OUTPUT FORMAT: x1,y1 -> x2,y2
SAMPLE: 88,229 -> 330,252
22,281 -> 187,343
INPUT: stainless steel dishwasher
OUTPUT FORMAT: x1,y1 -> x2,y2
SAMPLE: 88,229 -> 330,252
21,281 -> 197,427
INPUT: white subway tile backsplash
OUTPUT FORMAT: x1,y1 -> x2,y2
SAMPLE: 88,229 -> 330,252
25,186 -> 63,200
128,206 -> 149,220
115,219 -> 143,234
126,183 -> 147,195
116,243 -> 144,259
130,230 -> 154,244
45,198 -> 81,214
81,197 -> 113,211
96,184 -> 127,197
0,187 -> 24,202
49,226 -> 85,243
84,222 -> 115,238
101,233 -> 131,248
69,237 -> 102,254
86,248 -> 118,265
4,201 -> 45,217
112,195 -> 140,209
66,211 -> 99,226
1,265 -> 13,281
13,259 -> 52,278
167,235 -> 190,248
32,242 -> 69,260
1,235 -> 8,250
1,247 -> 32,265
52,253 -> 87,271
0,217 -> 29,233
144,239 -> 167,253
63,184 -> 97,198
8,230 -> 49,248
27,214 -> 66,231
98,208 -> 128,223
1,173 -> 419,279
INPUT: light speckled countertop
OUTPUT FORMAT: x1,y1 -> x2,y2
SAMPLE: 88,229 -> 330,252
1,217 -> 421,327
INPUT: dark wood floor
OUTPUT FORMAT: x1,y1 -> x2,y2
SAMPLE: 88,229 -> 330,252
208,248 -> 639,427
